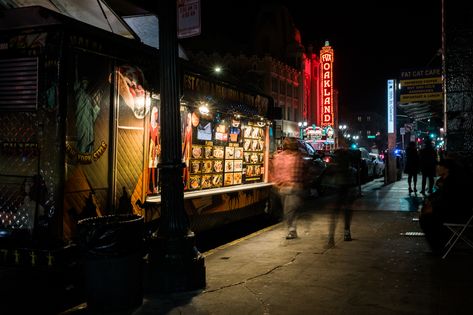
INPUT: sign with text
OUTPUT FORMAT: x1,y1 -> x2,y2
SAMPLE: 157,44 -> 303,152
319,43 -> 334,128
399,68 -> 442,103
387,79 -> 395,134
177,0 -> 201,39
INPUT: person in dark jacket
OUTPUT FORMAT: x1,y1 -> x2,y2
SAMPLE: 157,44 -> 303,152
419,158 -> 472,254
319,149 -> 358,247
404,141 -> 420,194
419,140 -> 437,194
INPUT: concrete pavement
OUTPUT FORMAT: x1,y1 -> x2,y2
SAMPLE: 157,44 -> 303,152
59,176 -> 473,315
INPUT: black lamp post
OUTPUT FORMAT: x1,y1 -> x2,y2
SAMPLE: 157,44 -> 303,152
149,0 -> 205,293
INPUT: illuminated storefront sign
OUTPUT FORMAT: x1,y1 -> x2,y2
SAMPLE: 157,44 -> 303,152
387,79 -> 395,133
399,68 -> 443,103
319,43 -> 334,128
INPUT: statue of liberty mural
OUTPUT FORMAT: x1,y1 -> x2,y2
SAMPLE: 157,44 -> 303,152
74,76 -> 100,153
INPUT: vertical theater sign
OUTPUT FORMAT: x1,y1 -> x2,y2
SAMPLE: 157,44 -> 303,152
319,42 -> 334,129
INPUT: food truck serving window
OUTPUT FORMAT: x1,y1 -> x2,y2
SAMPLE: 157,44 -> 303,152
147,105 -> 268,195
183,108 -> 265,191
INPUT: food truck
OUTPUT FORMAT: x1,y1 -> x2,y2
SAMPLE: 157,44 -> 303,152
146,70 -> 272,232
0,6 -> 273,268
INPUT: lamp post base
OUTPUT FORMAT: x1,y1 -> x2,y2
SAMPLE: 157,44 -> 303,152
145,232 -> 206,293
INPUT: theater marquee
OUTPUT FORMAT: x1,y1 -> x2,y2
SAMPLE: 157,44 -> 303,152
319,43 -> 334,128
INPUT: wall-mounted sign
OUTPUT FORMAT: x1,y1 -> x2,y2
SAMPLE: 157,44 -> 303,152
177,0 -> 201,39
387,79 -> 395,134
399,68 -> 443,103
319,42 -> 334,128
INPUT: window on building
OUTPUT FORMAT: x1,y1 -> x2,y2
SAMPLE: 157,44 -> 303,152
357,116 -> 362,122
367,130 -> 372,135
367,116 -> 371,122
287,83 -> 292,97
280,81 -> 286,95
272,77 -> 278,93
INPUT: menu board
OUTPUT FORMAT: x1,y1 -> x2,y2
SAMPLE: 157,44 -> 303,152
185,111 -> 264,191
223,145 -> 244,186
189,143 -> 224,190
242,123 -> 265,183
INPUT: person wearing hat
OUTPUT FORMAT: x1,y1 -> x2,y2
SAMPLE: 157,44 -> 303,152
270,137 -> 309,239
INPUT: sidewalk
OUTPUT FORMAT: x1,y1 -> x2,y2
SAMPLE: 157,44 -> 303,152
63,177 -> 473,315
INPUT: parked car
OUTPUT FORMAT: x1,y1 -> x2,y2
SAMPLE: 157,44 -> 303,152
358,147 -> 375,183
369,153 -> 385,177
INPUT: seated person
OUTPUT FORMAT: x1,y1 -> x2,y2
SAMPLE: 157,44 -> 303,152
419,158 -> 472,254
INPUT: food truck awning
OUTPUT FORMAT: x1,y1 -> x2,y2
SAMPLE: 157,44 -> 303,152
0,0 -> 137,39
0,0 -> 192,59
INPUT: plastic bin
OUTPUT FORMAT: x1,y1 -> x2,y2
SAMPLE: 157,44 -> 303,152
78,214 -> 144,312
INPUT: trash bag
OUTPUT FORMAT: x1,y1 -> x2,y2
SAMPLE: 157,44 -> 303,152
78,214 -> 144,256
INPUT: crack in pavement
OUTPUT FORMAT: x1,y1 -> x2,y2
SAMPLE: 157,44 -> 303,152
202,251 -> 302,294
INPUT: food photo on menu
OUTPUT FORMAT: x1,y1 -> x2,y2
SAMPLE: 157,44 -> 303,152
243,139 -> 251,151
192,145 -> 202,159
189,175 -> 200,190
233,172 -> 242,184
213,146 -> 224,159
225,160 -> 234,172
213,160 -> 223,172
251,140 -> 259,151
201,175 -> 212,189
243,126 -> 252,138
191,160 -> 201,174
234,160 -> 243,172
251,127 -> 261,138
202,160 -> 213,173
225,146 -> 234,159
224,173 -> 233,186
246,165 -> 254,176
234,147 -> 243,159
243,152 -> 250,163
212,174 -> 223,187
204,146 -> 213,159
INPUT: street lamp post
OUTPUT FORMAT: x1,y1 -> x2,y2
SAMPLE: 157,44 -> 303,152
149,0 -> 205,293
298,121 -> 307,139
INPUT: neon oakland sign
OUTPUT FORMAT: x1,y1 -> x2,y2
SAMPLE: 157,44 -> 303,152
320,44 -> 334,128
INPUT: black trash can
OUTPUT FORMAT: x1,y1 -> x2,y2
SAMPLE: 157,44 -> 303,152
78,214 -> 144,312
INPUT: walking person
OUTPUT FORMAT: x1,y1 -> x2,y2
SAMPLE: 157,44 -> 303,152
318,149 -> 358,247
404,141 -> 420,194
270,137 -> 309,239
419,140 -> 437,195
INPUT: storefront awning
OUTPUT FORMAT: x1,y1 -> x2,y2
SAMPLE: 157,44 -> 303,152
398,100 -> 443,121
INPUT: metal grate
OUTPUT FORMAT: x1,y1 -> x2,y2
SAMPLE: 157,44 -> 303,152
0,57 -> 38,111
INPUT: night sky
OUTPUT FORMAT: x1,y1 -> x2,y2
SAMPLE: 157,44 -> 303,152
182,0 -> 442,119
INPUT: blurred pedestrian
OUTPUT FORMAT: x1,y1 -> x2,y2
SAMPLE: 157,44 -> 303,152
319,149 -> 358,247
404,141 -> 420,194
419,140 -> 437,195
270,137 -> 309,239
